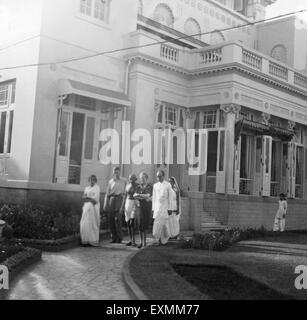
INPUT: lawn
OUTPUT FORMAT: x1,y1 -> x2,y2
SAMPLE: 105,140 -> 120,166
129,233 -> 307,300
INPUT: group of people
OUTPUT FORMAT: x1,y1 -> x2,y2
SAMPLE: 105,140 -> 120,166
80,167 -> 181,248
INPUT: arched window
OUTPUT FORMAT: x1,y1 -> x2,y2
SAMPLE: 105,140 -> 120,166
153,3 -> 174,27
138,0 -> 143,15
271,45 -> 287,64
210,31 -> 225,45
184,18 -> 202,40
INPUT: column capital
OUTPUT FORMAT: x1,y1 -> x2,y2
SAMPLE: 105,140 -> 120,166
261,112 -> 271,126
220,104 -> 241,115
288,120 -> 296,131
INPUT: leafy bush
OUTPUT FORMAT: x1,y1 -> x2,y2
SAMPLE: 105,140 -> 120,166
0,243 -> 24,263
0,204 -> 81,240
179,227 -> 270,251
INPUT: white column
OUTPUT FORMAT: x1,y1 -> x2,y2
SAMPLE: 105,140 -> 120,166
221,104 -> 241,195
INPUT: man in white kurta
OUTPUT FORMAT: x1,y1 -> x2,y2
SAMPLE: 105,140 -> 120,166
152,171 -> 172,245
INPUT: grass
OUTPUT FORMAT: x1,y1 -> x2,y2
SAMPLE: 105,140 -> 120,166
129,233 -> 307,300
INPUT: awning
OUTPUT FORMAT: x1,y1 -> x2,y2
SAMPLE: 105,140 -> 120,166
235,119 -> 294,144
58,79 -> 131,107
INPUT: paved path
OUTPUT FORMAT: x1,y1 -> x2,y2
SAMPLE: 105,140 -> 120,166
7,241 -> 141,300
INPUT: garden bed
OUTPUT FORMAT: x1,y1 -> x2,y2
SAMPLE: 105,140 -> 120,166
0,243 -> 42,300
13,230 -> 111,252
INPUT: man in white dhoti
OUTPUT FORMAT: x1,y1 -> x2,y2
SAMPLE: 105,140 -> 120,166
152,170 -> 172,245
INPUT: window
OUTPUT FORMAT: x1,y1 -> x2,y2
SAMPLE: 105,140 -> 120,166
0,80 -> 15,155
84,117 -> 95,160
210,31 -> 225,45
184,18 -> 202,40
79,0 -> 110,23
165,105 -> 177,127
153,3 -> 174,27
203,111 -> 217,129
80,0 -> 92,16
59,111 -> 71,157
271,45 -> 287,64
156,101 -> 185,128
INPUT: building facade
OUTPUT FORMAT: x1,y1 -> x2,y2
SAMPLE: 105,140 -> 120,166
1,0 -> 307,231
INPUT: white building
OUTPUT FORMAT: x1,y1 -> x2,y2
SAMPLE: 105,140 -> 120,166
1,0 -> 307,231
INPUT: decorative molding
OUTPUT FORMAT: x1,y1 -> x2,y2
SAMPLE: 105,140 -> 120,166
221,103 -> 241,115
288,120 -> 296,131
128,55 -> 307,99
261,113 -> 271,126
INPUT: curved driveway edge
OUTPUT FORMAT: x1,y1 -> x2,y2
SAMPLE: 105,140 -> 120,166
122,252 -> 149,301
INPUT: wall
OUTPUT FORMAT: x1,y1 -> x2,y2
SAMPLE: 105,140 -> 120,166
188,192 -> 307,231
256,16 -> 295,67
141,0 -> 256,47
0,0 -> 42,182
28,0 -> 138,187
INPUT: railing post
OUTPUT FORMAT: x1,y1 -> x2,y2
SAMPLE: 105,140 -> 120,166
288,70 -> 295,86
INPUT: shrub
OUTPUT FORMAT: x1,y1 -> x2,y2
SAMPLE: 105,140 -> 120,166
179,227 -> 272,251
0,243 -> 24,263
0,204 -> 81,240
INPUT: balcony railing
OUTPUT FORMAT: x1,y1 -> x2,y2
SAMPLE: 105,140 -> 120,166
294,73 -> 307,89
124,31 -> 307,93
200,48 -> 222,64
269,62 -> 288,81
242,49 -> 262,70
160,44 -> 179,62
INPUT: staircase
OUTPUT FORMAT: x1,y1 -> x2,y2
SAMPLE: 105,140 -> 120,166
201,211 -> 228,233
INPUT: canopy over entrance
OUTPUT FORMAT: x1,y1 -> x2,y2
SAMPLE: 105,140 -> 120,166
235,119 -> 294,144
57,79 -> 131,107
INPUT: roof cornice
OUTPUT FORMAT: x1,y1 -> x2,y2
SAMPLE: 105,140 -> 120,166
127,53 -> 307,99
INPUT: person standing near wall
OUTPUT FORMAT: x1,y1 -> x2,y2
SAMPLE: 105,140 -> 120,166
273,193 -> 288,232
120,174 -> 139,247
134,172 -> 153,249
80,175 -> 101,247
104,167 -> 127,243
152,170 -> 172,245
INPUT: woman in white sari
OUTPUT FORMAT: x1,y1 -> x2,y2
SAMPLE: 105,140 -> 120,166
168,177 -> 181,239
80,175 -> 101,247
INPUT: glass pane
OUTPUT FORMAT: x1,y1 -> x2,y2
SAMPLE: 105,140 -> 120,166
207,131 -> 218,175
0,85 -> 9,106
84,117 -> 95,160
0,112 -> 7,153
219,131 -> 225,172
7,111 -> 14,154
11,82 -> 16,104
94,0 -> 106,21
59,112 -> 71,157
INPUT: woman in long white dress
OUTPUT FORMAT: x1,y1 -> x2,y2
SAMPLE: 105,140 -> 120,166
168,177 -> 181,239
80,175 -> 101,247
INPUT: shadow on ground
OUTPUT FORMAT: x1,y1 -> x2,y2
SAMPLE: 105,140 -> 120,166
129,234 -> 307,300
